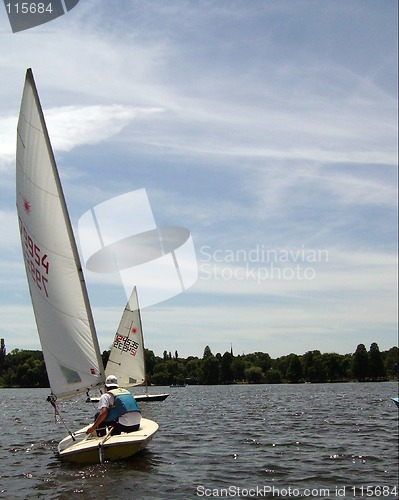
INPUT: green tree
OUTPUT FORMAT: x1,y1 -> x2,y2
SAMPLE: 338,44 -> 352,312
2,349 -> 49,387
185,357 -> 201,384
220,351 -> 234,383
274,355 -> 291,379
384,346 -> 398,379
303,350 -> 320,382
323,353 -> 339,380
203,345 -> 213,358
244,352 -> 272,373
302,350 -> 329,382
352,344 -> 369,381
144,349 -> 157,378
200,354 -> 220,384
165,359 -> 182,385
322,353 -> 344,381
3,340 -> 398,389
151,364 -> 169,385
265,368 -> 282,384
368,342 -> 386,381
255,352 -> 272,373
0,338 -> 6,375
340,354 -> 353,380
245,365 -> 263,383
231,357 -> 245,381
286,354 -> 303,383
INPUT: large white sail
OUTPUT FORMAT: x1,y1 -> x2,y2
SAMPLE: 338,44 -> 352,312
16,69 -> 105,398
106,287 -> 146,388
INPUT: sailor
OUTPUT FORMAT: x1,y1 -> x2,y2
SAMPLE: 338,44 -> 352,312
87,375 -> 141,436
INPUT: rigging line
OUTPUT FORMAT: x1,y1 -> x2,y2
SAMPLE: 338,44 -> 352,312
46,395 -> 76,441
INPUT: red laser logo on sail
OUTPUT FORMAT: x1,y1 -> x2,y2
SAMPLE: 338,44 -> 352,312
24,198 -> 31,214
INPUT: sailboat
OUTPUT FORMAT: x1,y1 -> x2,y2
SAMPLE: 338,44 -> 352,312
16,68 -> 158,464
88,287 -> 168,403
105,286 -> 169,402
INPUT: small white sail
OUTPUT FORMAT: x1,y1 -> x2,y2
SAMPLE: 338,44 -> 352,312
106,287 -> 146,388
16,69 -> 105,398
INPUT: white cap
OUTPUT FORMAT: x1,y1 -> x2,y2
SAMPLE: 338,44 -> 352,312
105,375 -> 118,387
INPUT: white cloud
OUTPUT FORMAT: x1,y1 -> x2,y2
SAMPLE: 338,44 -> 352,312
0,105 -> 162,168
45,105 -> 163,151
0,116 -> 18,168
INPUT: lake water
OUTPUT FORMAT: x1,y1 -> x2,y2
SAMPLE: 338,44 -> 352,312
0,382 -> 398,499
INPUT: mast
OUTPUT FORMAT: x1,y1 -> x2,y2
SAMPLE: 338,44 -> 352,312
135,287 -> 148,395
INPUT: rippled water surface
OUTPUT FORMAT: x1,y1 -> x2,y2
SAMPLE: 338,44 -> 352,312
0,383 -> 398,499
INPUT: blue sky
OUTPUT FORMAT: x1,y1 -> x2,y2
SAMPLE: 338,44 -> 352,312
0,1 -> 397,359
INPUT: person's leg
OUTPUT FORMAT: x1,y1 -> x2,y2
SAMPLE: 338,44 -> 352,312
97,419 -> 117,437
112,422 -> 140,434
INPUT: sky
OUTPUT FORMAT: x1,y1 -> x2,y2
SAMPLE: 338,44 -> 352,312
0,1 -> 397,360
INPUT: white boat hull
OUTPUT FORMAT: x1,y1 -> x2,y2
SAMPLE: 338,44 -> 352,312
57,418 -> 158,464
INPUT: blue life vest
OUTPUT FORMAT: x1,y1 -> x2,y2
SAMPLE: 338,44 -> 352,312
105,388 -> 141,423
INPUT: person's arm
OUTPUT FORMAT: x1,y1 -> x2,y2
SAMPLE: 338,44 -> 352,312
86,407 -> 108,434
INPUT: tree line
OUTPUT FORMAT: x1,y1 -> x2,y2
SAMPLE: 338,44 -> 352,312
0,338 -> 397,388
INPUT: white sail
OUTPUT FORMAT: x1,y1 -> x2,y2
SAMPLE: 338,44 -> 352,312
106,287 -> 146,388
16,69 -> 105,398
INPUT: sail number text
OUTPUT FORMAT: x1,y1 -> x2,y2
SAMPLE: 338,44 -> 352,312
114,334 -> 140,356
5,2 -> 54,14
19,216 -> 50,298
